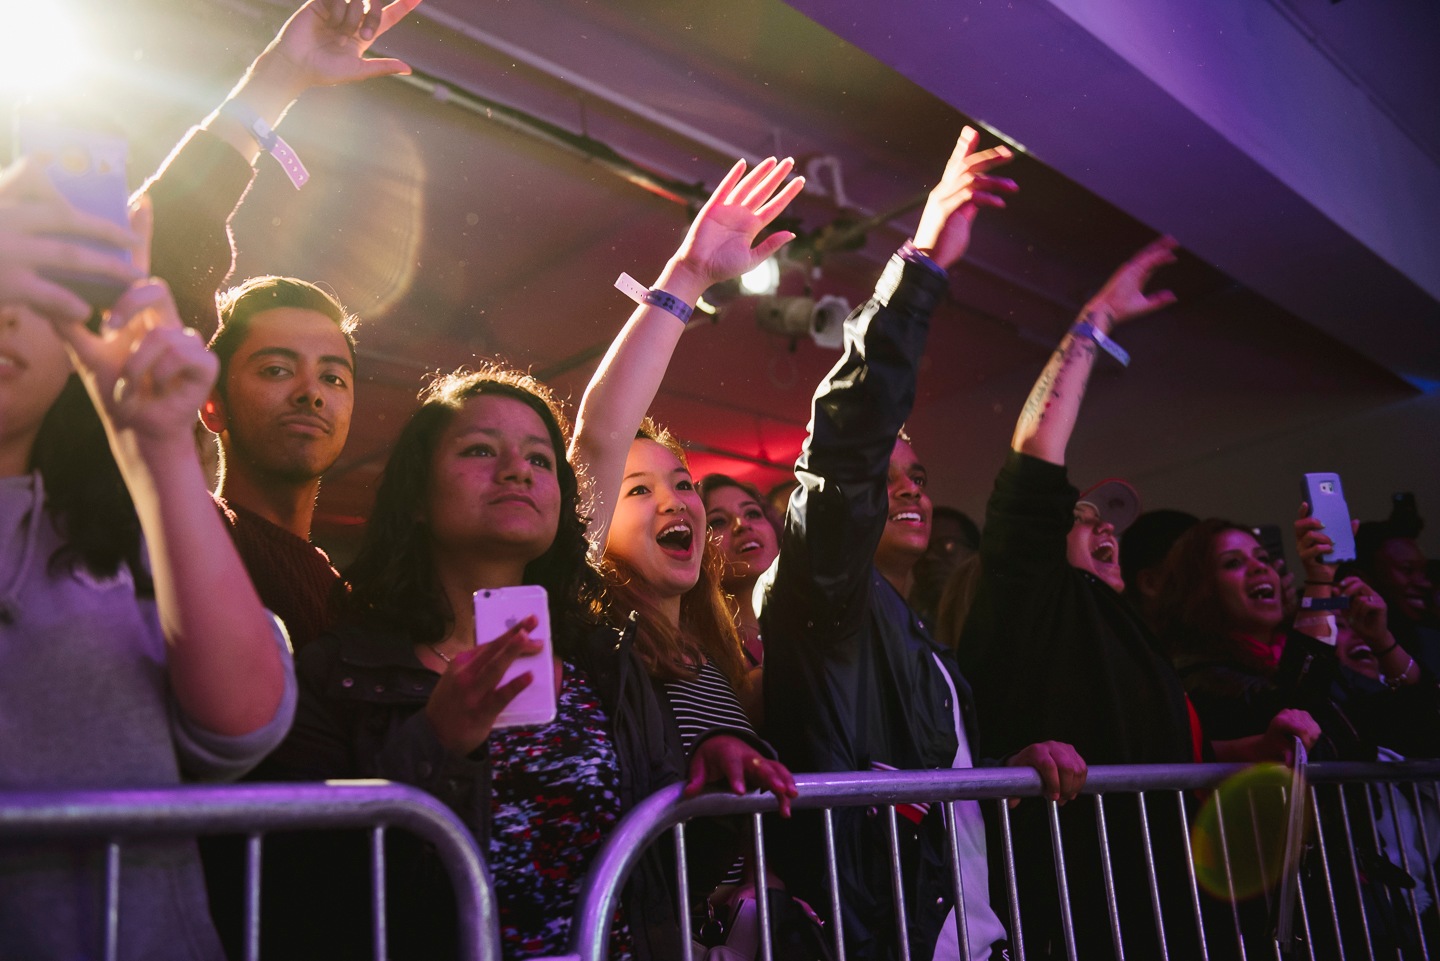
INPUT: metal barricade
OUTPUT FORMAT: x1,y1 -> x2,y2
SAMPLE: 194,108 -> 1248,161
0,781 -> 501,961
553,760 -> 1440,961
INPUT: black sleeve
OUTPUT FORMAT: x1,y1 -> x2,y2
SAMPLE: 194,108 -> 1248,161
135,128 -> 256,337
762,251 -> 948,653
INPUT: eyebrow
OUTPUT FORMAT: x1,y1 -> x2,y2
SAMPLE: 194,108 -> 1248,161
246,346 -> 355,374
455,427 -> 552,448
624,468 -> 691,482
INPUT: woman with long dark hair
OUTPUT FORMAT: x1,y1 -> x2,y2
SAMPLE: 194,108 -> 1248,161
264,362 -> 785,960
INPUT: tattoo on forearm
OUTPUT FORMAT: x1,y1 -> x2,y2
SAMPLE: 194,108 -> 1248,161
1020,335 -> 1096,425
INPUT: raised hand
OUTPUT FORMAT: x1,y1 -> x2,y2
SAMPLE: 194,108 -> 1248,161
683,734 -> 799,818
913,126 -> 1018,270
0,158 -> 141,325
1294,501 -> 1358,584
1337,575 -> 1390,646
267,0 -> 422,89
51,279 -> 216,456
666,156 -> 805,296
1085,235 -> 1179,329
424,616 -> 545,757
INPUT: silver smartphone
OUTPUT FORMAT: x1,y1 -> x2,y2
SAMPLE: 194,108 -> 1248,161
473,585 -> 557,728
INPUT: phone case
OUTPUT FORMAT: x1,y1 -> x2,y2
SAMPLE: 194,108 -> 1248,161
15,115 -> 132,309
1302,472 -> 1357,564
474,585 -> 557,728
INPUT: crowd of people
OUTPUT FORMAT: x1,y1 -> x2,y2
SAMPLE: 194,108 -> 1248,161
2,1 -> 1437,960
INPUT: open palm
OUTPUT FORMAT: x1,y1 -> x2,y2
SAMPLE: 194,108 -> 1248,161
271,0 -> 422,87
670,156 -> 805,290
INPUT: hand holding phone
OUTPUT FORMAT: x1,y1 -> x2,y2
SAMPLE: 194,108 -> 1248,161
424,616 -> 546,757
1299,473 -> 1357,566
473,585 -> 557,729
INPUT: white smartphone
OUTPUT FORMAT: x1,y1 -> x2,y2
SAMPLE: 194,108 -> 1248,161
1301,472 -> 1357,564
473,585 -> 556,728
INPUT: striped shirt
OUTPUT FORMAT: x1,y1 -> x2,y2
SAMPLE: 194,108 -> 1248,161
663,660 -> 755,754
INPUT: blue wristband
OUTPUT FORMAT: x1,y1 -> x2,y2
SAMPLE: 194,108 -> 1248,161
614,272 -> 694,324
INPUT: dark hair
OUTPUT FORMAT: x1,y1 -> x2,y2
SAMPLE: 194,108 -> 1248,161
209,276 -> 358,398
1152,518 -> 1257,662
1120,509 -> 1199,594
343,365 -> 600,647
930,505 -> 982,552
30,374 -> 150,592
598,421 -> 747,687
700,472 -> 783,537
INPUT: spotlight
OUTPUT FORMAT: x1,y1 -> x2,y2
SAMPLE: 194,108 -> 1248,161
739,257 -> 781,296
754,294 -> 851,350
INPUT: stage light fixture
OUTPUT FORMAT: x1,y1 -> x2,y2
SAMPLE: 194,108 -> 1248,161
739,257 -> 781,296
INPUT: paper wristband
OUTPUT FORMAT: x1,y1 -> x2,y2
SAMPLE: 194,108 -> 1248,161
1071,319 -> 1131,367
222,101 -> 310,190
614,272 -> 693,324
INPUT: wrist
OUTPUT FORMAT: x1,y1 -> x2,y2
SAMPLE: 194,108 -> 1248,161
233,50 -> 310,123
1079,303 -> 1117,335
655,258 -> 711,306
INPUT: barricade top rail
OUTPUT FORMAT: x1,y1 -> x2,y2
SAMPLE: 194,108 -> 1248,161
563,758 -> 1440,961
0,780 -> 501,961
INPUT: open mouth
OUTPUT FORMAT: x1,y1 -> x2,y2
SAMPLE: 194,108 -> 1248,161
1247,583 -> 1277,601
737,539 -> 764,555
889,511 -> 923,525
656,521 -> 694,554
1091,542 -> 1117,565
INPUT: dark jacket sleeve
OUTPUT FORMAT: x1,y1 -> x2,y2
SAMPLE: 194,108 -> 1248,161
763,252 -> 948,650
135,127 -> 256,337
960,451 -> 1078,674
258,636 -> 495,845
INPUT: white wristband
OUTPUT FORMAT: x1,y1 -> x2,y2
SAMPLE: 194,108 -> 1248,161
221,100 -> 309,190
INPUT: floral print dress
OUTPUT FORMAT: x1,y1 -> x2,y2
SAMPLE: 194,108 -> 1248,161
487,662 -> 632,961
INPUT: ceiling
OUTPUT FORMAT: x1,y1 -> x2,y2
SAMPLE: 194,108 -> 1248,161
19,0 -> 1440,560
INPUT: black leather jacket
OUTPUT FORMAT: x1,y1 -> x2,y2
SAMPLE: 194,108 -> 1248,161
759,250 -> 974,961
259,618 -> 686,961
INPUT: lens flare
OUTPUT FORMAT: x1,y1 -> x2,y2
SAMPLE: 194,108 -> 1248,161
0,3 -> 86,93
1192,763 -> 1309,901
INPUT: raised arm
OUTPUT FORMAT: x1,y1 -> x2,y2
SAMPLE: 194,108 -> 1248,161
570,157 -> 803,551
1011,236 -> 1177,465
44,251 -> 288,736
773,128 -> 1016,613
142,0 -> 423,333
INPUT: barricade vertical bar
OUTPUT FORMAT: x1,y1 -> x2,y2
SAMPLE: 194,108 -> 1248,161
1211,791 -> 1249,961
822,808 -> 847,961
942,801 -> 972,961
1047,800 -> 1078,961
244,832 -> 263,961
1361,787 -> 1403,961
1336,785 -> 1377,961
371,825 -> 387,961
674,822 -> 692,961
1175,791 -> 1209,961
1138,791 -> 1170,961
1276,786 -> 1315,961
1245,789 -> 1273,919
884,805 -> 913,961
1410,782 -> 1440,950
1384,783 -> 1428,960
1093,794 -> 1125,961
753,813 -> 774,961
104,840 -> 121,961
1308,785 -> 1345,961
996,799 -> 1026,961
